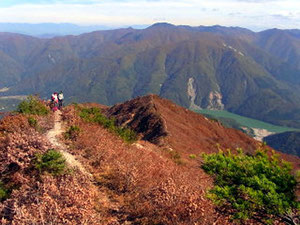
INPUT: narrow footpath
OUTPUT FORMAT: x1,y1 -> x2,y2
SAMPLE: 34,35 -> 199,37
46,111 -> 129,224
46,110 -> 92,177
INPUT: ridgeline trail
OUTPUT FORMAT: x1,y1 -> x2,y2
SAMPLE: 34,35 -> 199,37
46,110 -> 92,177
46,110 -> 122,224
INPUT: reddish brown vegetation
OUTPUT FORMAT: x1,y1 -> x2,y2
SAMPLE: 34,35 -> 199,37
107,97 -> 168,145
106,95 -> 299,168
0,113 -> 100,224
62,106 -> 218,224
106,95 -> 259,154
61,95 -> 298,224
1,95 -> 298,224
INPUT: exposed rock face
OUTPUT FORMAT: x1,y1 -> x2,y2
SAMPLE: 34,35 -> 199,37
187,77 -> 201,110
105,95 -> 168,146
206,91 -> 224,110
106,94 -> 259,155
252,128 -> 275,142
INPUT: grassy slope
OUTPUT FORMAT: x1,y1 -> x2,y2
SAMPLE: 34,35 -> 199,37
195,109 -> 300,133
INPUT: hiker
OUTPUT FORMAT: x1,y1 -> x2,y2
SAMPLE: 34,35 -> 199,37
51,92 -> 58,111
58,91 -> 64,109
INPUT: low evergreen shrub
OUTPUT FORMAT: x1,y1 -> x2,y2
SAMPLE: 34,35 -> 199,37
202,148 -> 299,223
189,154 -> 197,159
28,116 -> 38,128
0,181 -> 8,201
64,125 -> 80,140
17,96 -> 49,115
116,127 -> 137,143
35,150 -> 66,176
79,107 -> 137,143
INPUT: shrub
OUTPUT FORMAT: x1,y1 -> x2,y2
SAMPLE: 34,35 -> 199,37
202,148 -> 299,223
28,116 -> 38,128
64,125 -> 80,140
167,149 -> 185,165
189,154 -> 197,159
35,150 -> 66,175
17,95 -> 49,115
0,181 -> 8,201
116,127 -> 137,143
79,107 -> 137,143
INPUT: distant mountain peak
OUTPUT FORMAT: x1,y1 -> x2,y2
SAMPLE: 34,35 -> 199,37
148,22 -> 176,29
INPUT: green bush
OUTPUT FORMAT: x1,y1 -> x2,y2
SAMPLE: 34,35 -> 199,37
17,95 -> 49,115
116,127 -> 137,143
189,154 -> 197,159
0,181 -> 8,201
202,148 -> 299,223
79,107 -> 137,143
35,150 -> 66,175
28,116 -> 38,128
64,125 -> 80,140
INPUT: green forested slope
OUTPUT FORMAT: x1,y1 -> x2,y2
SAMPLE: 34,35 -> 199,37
0,24 -> 300,128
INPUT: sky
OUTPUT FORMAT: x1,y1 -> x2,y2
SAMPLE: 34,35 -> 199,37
0,0 -> 299,31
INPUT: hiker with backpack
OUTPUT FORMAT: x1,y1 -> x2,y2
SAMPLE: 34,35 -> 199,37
51,92 -> 59,111
58,91 -> 64,109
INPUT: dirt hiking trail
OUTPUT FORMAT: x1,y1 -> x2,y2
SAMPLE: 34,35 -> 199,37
46,111 -> 92,177
46,111 -> 122,224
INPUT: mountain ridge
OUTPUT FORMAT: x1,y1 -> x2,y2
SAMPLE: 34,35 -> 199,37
0,23 -> 300,128
0,94 -> 299,224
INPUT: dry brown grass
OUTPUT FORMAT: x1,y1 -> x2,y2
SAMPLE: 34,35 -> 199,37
1,103 -> 283,224
63,106 -> 216,224
0,113 -> 100,224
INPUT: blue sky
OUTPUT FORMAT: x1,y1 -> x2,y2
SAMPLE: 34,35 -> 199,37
0,0 -> 299,30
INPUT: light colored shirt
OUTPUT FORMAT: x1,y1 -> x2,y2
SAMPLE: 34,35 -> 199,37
58,93 -> 64,100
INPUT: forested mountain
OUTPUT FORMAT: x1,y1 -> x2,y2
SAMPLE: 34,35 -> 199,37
0,23 -> 300,128
264,131 -> 300,157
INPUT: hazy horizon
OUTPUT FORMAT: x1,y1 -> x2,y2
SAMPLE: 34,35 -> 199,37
0,21 -> 298,37
0,0 -> 299,32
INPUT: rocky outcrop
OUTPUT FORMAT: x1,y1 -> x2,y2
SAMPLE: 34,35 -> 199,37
187,77 -> 201,110
105,95 -> 261,156
105,95 -> 168,145
206,91 -> 224,110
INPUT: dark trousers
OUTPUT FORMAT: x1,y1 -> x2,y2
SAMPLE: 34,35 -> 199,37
58,100 -> 63,109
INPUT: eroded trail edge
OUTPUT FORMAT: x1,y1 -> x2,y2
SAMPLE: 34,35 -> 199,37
46,111 -> 91,177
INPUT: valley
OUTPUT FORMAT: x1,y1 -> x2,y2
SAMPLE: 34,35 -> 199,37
1,0 -> 300,223
196,109 -> 300,136
0,23 -> 300,129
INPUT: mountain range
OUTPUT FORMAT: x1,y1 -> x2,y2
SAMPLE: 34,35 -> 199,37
0,23 -> 300,128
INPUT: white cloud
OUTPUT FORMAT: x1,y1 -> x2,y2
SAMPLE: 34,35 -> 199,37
0,0 -> 299,30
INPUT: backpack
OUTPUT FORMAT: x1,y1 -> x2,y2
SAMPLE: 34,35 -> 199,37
58,93 -> 64,100
51,94 -> 58,103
